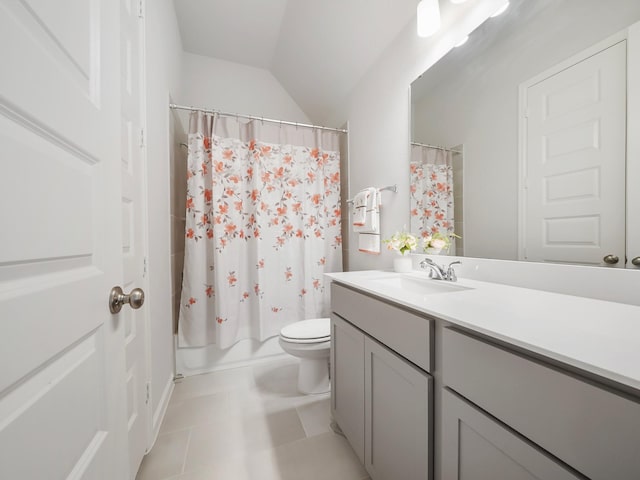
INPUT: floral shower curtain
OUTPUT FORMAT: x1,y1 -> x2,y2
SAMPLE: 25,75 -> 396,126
178,111 -> 342,348
409,144 -> 455,241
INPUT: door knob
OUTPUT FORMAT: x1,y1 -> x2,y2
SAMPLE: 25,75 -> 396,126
603,254 -> 619,265
109,286 -> 145,314
632,257 -> 640,267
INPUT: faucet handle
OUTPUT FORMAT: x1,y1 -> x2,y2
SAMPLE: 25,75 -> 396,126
419,257 -> 446,280
446,261 -> 461,282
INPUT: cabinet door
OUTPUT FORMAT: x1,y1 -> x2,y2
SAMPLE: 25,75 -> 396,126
442,389 -> 581,480
331,314 -> 365,463
364,337 -> 432,480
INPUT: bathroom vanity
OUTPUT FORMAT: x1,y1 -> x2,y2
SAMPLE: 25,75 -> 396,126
326,270 -> 640,480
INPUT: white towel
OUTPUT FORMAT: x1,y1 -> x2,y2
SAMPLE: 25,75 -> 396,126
352,201 -> 368,229
352,188 -> 371,228
358,233 -> 380,254
353,188 -> 379,234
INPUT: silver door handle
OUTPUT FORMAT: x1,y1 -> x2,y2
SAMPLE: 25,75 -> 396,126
603,254 -> 619,265
632,257 -> 640,267
109,286 -> 145,314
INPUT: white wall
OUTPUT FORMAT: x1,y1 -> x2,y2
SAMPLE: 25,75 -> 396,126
174,52 -> 312,376
178,52 -> 310,123
413,0 -> 640,260
144,0 -> 183,438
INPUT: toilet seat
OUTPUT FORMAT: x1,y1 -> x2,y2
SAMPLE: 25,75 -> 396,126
279,318 -> 331,394
280,318 -> 330,344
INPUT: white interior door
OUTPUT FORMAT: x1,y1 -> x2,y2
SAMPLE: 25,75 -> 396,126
120,0 -> 150,476
522,41 -> 627,266
0,1 -> 128,479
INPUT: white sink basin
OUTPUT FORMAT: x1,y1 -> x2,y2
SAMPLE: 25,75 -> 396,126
371,274 -> 472,295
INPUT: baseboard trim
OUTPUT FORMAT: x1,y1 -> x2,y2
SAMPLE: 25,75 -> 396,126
146,373 -> 174,452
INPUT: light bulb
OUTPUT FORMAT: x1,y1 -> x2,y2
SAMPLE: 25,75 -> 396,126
417,0 -> 441,38
490,1 -> 510,17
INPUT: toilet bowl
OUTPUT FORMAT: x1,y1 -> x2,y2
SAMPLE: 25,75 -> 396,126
279,318 -> 331,394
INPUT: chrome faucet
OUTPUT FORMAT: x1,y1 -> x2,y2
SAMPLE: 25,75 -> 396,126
419,258 -> 461,282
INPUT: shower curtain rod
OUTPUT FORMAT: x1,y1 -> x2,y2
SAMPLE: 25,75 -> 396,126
169,103 -> 348,134
411,141 -> 462,154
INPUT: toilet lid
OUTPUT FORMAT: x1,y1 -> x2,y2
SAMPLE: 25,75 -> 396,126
280,318 -> 330,341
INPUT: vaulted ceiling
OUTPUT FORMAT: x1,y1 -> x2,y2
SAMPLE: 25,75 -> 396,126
173,0 -> 418,123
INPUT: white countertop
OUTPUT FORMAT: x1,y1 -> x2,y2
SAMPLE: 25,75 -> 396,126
326,270 -> 640,393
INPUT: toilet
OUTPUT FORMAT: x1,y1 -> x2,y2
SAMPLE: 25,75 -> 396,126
279,318 -> 331,394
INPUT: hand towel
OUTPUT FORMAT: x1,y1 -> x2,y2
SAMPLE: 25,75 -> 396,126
352,188 -> 372,228
353,188 -> 380,234
358,233 -> 380,254
352,203 -> 367,228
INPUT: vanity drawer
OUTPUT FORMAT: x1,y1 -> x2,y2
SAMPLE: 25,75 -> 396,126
331,283 -> 433,372
442,327 -> 640,480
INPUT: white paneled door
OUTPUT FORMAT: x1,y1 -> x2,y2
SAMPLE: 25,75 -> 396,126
522,40 -> 627,266
0,1 -> 129,478
120,0 -> 150,475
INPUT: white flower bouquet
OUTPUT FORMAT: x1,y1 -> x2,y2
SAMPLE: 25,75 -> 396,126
422,231 -> 460,254
384,231 -> 419,256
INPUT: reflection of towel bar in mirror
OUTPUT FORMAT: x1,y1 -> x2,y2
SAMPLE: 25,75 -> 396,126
346,184 -> 397,205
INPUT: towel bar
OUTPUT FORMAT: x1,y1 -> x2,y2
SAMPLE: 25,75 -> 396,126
346,184 -> 397,205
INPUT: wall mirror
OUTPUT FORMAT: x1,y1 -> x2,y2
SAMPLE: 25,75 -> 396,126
410,0 -> 640,268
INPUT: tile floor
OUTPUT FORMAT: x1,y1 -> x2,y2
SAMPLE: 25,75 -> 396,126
136,358 -> 369,480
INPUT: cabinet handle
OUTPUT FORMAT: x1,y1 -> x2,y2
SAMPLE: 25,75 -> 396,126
632,257 -> 640,267
603,254 -> 619,265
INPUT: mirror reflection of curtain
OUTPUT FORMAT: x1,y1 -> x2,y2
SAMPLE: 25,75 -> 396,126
178,111 -> 343,348
410,144 -> 455,243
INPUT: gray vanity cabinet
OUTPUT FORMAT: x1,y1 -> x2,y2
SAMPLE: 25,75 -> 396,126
330,278 -> 640,480
330,284 -> 433,480
441,389 -> 581,480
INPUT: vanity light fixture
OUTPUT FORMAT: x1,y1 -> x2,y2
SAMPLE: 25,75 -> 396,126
449,0 -> 468,3
417,0 -> 441,38
490,1 -> 510,17
455,35 -> 469,47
